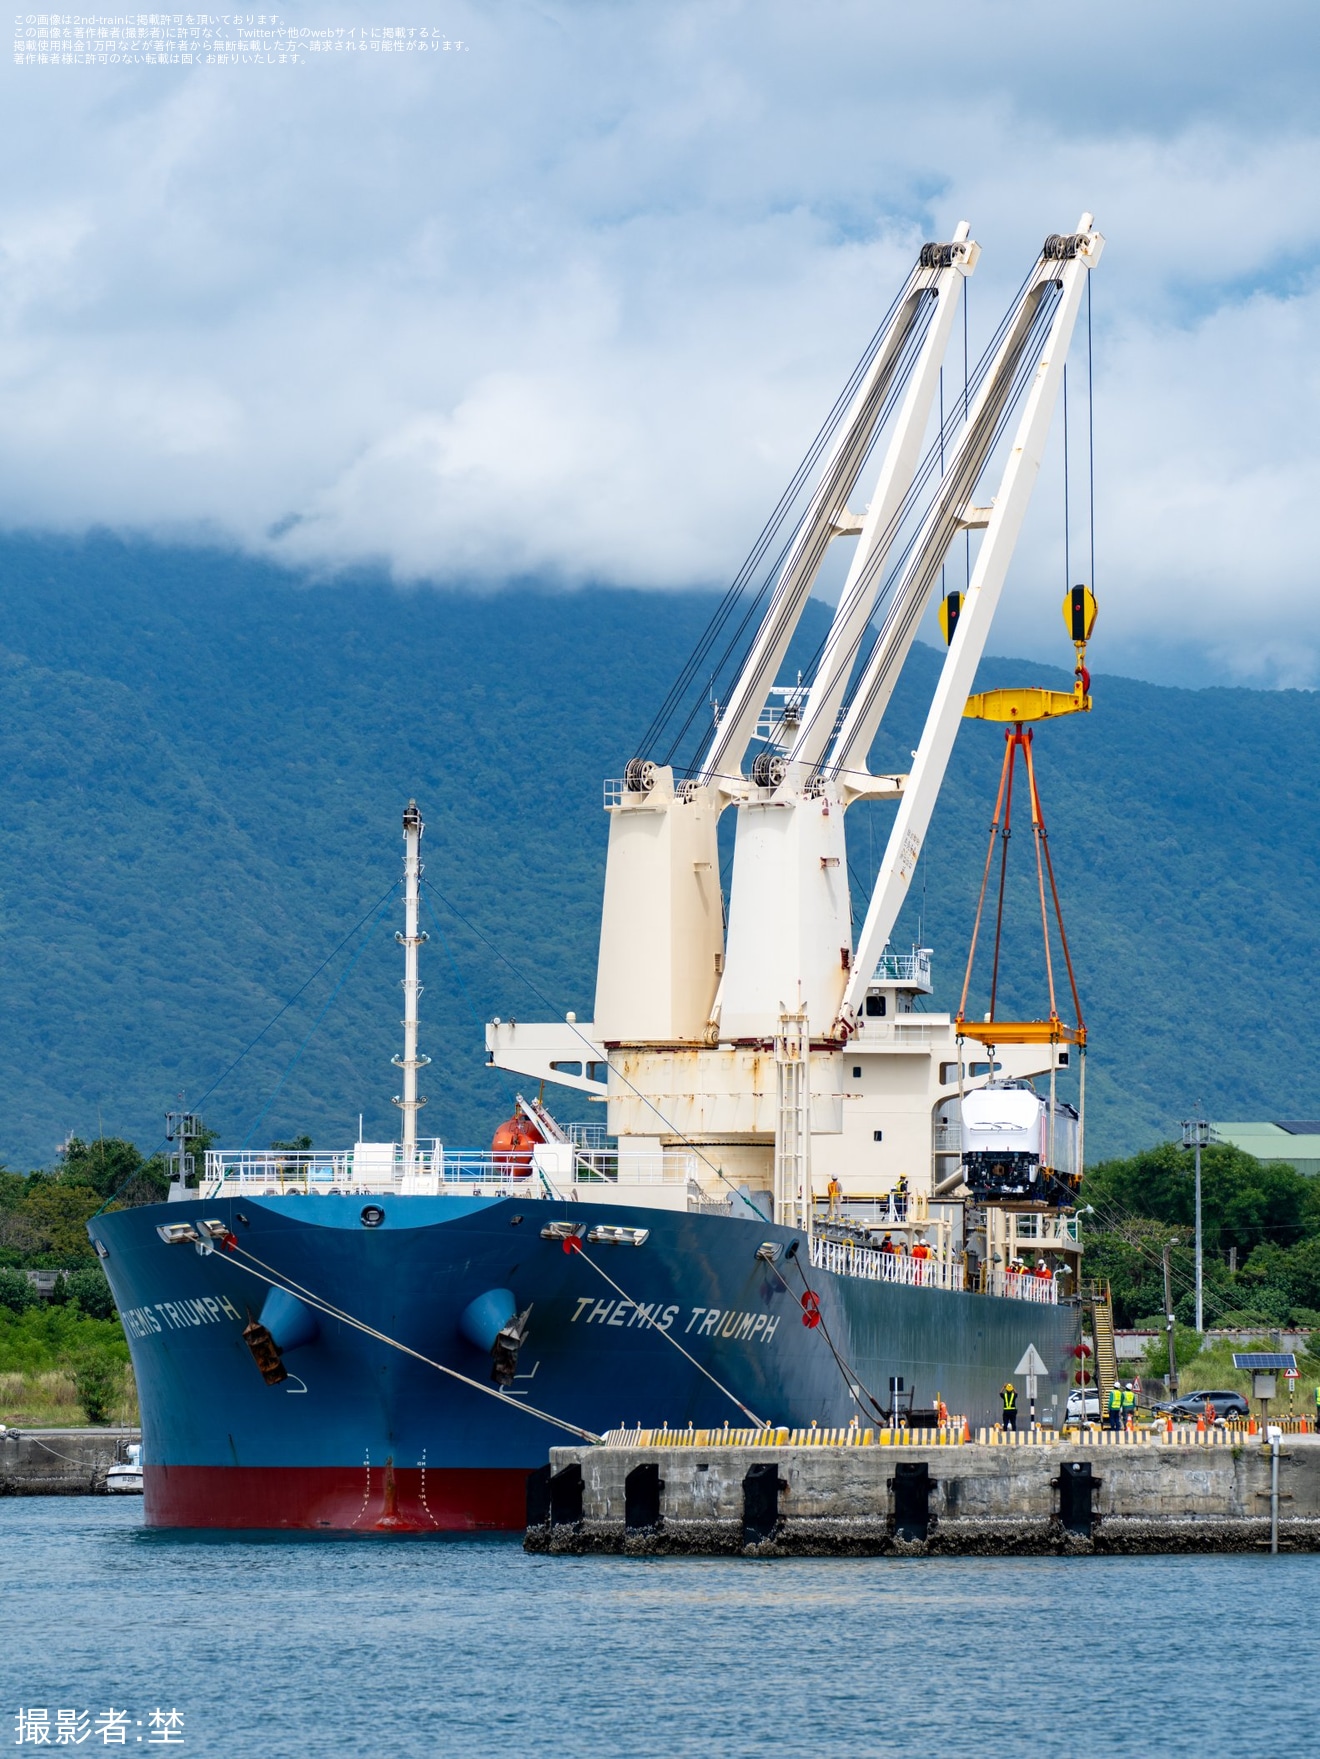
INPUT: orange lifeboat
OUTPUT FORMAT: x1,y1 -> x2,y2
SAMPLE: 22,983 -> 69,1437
491,1112 -> 543,1177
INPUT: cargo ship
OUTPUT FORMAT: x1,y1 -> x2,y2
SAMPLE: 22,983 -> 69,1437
90,213 -> 1104,1530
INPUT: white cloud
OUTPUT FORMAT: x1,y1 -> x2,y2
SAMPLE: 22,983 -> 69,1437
0,0 -> 1317,681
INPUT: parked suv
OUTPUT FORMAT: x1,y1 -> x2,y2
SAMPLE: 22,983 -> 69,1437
1152,1389 -> 1250,1421
1064,1389 -> 1102,1423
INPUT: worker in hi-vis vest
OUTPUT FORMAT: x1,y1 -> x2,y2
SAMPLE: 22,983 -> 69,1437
1107,1382 -> 1124,1431
1122,1382 -> 1137,1427
1001,1381 -> 1017,1432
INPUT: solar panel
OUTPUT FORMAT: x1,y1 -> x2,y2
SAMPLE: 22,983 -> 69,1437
1231,1352 -> 1297,1371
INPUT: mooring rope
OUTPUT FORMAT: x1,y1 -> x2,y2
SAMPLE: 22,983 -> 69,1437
569,1241 -> 769,1431
766,1250 -> 891,1429
215,1239 -> 602,1444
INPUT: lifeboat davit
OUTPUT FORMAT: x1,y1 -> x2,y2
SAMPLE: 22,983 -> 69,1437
491,1112 -> 543,1176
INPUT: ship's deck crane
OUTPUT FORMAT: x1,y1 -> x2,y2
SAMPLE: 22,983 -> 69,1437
835,217 -> 1103,1034
593,228 -> 980,1045
486,216 -> 1104,1222
714,217 -> 1104,1044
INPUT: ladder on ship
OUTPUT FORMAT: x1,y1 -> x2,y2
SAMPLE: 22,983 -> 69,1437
518,1091 -> 570,1144
1087,1281 -> 1118,1410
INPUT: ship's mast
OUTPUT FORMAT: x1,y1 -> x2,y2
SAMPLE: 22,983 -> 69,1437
392,800 -> 430,1162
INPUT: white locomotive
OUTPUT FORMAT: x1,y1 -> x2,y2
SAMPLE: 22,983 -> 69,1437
959,1080 -> 1081,1208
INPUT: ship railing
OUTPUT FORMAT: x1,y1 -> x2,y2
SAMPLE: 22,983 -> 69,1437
569,1150 -> 697,1187
1010,1213 -> 1081,1247
200,1144 -> 705,1198
986,1265 -> 1060,1305
201,1147 -> 546,1196
809,1236 -> 965,1292
854,1019 -> 943,1046
813,1193 -> 915,1225
933,1122 -> 961,1153
873,948 -> 933,989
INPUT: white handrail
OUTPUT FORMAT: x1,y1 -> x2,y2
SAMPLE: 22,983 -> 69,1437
810,1236 -> 965,1292
988,1267 -> 1059,1305
201,1147 -> 535,1197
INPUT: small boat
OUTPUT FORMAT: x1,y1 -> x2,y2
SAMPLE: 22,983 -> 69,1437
106,1442 -> 143,1494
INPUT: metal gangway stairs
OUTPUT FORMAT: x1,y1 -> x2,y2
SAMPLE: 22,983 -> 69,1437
1088,1281 -> 1118,1411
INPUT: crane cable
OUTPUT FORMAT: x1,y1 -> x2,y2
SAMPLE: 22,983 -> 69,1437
955,725 -> 1084,1041
637,270 -> 921,760
692,254 -> 1050,783
663,297 -> 938,772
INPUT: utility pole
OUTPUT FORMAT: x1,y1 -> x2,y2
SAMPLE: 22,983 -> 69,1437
1162,1237 -> 1180,1396
1181,1117 -> 1210,1333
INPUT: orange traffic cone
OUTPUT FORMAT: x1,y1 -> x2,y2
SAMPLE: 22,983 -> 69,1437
1196,1414 -> 1206,1432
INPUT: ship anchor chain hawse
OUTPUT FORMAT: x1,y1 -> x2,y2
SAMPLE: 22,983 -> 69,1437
90,213 -> 1106,1532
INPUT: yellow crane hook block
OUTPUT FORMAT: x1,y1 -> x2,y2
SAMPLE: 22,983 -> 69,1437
964,585 -> 1097,722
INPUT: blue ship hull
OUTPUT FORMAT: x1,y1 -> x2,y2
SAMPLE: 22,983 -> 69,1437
91,1191 -> 1080,1530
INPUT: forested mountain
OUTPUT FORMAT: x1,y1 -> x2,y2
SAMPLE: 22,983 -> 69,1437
0,532 -> 1315,1169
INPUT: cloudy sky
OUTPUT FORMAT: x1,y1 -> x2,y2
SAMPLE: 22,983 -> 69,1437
2,0 -> 1318,684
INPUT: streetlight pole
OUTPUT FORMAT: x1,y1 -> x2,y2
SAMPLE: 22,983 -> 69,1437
1163,1237 -> 1180,1397
1181,1118 -> 1209,1334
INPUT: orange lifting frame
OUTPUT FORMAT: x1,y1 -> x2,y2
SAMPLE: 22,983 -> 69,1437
955,724 -> 1086,1049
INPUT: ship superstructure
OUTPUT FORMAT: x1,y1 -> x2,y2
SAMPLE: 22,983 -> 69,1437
488,215 -> 1104,1261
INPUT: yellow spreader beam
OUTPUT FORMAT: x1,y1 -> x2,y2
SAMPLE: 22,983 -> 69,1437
963,683 -> 1090,723
957,1018 -> 1087,1047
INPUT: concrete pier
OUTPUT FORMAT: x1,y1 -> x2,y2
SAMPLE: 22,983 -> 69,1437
0,1428 -> 140,1496
525,1435 -> 1320,1556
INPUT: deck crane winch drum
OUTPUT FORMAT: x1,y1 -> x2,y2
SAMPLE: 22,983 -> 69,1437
953,586 -> 1098,1210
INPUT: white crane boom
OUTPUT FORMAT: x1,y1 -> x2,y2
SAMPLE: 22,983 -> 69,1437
784,227 -> 978,778
840,216 -> 1104,1026
825,235 -> 1091,786
699,238 -> 974,790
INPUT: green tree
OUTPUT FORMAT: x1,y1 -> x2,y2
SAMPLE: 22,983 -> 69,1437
69,1349 -> 122,1424
1141,1323 -> 1202,1381
0,1268 -> 35,1314
1085,1141 -> 1311,1259
63,1266 -> 116,1320
16,1182 -> 102,1261
59,1136 -> 169,1205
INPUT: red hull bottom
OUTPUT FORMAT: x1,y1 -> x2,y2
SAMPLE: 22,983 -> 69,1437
144,1463 -> 529,1532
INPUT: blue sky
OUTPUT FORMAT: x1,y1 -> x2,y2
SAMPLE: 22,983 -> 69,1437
1,0 -> 1318,684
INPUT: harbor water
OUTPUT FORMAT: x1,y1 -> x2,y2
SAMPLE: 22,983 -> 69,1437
1,1499 -> 1312,1757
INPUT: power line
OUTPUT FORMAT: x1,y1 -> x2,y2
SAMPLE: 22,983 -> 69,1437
91,877 -> 401,1215
239,896 -> 395,1148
